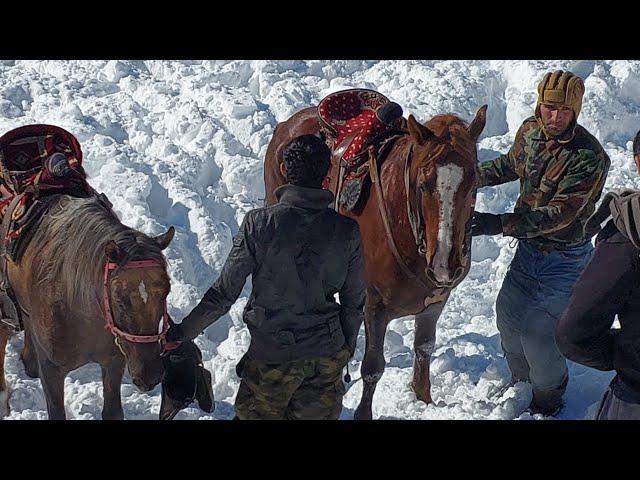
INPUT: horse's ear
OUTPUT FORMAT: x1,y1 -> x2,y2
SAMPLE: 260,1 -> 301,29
105,241 -> 125,263
407,114 -> 434,145
154,226 -> 175,250
468,104 -> 487,142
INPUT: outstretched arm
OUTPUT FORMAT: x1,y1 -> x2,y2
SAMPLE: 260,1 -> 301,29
178,215 -> 257,341
501,151 -> 608,239
475,124 -> 526,188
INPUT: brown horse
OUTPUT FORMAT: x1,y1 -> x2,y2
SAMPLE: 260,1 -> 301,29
0,194 -> 175,420
264,104 -> 486,419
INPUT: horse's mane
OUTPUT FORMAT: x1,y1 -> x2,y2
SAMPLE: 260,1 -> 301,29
424,114 -> 476,163
31,195 -> 167,310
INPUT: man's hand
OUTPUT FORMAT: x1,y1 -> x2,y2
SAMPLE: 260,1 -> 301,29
166,322 -> 186,343
471,212 -> 503,236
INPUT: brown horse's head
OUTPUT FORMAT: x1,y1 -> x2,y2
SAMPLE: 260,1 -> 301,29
406,105 -> 487,288
104,227 -> 175,392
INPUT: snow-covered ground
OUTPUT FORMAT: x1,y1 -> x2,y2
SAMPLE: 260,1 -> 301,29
1,60 -> 637,420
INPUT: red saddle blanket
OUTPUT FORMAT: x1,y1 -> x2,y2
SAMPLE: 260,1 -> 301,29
317,88 -> 402,199
0,124 -> 93,252
318,88 -> 390,163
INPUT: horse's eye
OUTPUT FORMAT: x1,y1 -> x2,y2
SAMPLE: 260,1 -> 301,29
418,183 -> 429,193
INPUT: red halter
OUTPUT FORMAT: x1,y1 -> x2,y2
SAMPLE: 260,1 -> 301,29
102,259 -> 169,345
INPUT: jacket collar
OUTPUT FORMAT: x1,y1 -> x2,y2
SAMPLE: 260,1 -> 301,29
274,184 -> 334,210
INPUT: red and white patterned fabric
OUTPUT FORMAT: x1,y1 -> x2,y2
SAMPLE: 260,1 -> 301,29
318,89 -> 390,162
318,89 -> 398,191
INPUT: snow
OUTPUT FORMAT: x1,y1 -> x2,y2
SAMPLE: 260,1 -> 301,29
0,60 -> 634,420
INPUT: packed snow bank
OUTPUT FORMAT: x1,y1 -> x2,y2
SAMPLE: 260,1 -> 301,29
1,60 -> 634,420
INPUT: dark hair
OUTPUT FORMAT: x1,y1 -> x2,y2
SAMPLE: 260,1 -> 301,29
634,129 -> 640,156
282,135 -> 331,188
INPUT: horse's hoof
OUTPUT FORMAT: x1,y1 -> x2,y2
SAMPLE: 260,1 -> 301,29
353,405 -> 373,421
0,389 -> 9,419
410,382 -> 433,405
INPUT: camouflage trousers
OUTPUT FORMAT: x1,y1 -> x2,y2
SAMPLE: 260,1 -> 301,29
234,347 -> 350,420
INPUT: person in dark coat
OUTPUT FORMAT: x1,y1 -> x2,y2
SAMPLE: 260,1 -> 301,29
556,130 -> 640,420
166,134 -> 366,420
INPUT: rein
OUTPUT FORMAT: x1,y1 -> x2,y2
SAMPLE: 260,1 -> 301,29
102,259 -> 169,350
404,142 -> 449,256
370,138 -> 475,306
369,143 -> 431,292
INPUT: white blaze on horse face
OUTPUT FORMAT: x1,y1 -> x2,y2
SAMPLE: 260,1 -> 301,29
138,280 -> 148,304
433,164 -> 464,275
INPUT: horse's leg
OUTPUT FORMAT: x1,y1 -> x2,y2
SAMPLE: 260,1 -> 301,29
0,325 -> 11,418
410,297 -> 448,404
101,356 -> 125,420
35,347 -> 67,420
20,327 -> 39,379
354,297 -> 393,420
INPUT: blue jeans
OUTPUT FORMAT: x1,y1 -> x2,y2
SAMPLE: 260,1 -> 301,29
496,240 -> 594,407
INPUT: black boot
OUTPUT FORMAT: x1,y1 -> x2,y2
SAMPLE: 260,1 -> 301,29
528,376 -> 568,417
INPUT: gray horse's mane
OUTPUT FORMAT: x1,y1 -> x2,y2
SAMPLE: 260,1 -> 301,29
31,195 -> 167,310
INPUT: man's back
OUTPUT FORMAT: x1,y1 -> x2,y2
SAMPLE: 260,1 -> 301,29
242,184 -> 365,363
172,133 -> 366,420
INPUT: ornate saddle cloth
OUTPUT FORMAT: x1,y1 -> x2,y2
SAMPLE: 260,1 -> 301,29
0,124 -> 94,260
317,89 -> 404,212
0,125 -> 97,332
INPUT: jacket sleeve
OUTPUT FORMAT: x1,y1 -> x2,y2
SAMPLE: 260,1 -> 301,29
475,124 -> 524,188
339,223 -> 366,357
179,214 -> 258,340
555,234 -> 635,371
500,149 -> 609,239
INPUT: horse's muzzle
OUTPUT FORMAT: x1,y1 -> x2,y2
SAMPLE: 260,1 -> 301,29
425,266 -> 465,288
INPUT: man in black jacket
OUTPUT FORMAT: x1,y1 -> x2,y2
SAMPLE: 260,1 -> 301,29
167,135 -> 366,420
556,130 -> 640,419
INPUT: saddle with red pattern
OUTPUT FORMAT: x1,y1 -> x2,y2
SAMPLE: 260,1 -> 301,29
317,89 -> 404,212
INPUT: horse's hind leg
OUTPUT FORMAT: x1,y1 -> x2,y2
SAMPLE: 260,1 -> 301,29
354,296 -> 393,420
20,327 -> 39,379
101,356 -> 125,420
410,297 -> 448,404
0,325 -> 11,418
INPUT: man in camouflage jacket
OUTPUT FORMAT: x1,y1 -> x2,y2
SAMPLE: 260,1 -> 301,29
472,70 -> 610,415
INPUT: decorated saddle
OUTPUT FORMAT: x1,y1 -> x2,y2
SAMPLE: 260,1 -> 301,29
317,89 -> 404,212
0,125 -> 99,332
0,124 -> 95,258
